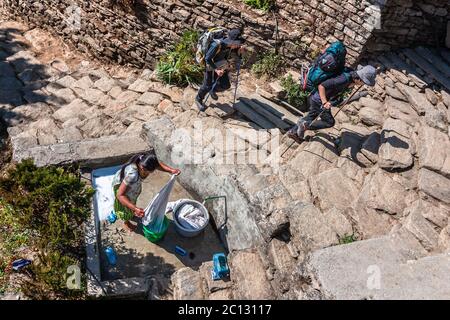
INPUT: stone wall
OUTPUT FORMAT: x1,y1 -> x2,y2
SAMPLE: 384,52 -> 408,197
1,0 -> 448,69
366,0 -> 450,53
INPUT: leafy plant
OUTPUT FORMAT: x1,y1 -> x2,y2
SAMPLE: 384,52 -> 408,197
338,233 -> 357,245
156,30 -> 204,86
0,199 -> 32,295
0,160 -> 94,250
251,50 -> 285,79
20,251 -> 84,300
339,87 -> 353,101
243,0 -> 275,12
0,160 -> 94,299
280,74 -> 309,110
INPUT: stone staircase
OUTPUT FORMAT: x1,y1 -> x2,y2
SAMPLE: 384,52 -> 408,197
375,46 -> 450,92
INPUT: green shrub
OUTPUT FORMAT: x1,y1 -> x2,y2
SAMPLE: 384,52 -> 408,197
244,0 -> 275,12
0,160 -> 94,250
0,199 -> 33,295
156,30 -> 204,86
280,74 -> 309,110
338,233 -> 357,245
0,160 -> 94,299
21,251 -> 84,300
251,51 -> 285,79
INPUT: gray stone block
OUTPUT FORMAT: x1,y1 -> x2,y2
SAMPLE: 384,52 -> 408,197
13,134 -> 150,168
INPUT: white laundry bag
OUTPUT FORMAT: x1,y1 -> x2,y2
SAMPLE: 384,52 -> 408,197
142,174 -> 176,234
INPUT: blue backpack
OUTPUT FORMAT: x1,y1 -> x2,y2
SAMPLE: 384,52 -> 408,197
301,41 -> 347,93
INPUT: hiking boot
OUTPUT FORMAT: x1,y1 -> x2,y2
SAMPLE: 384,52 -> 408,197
287,126 -> 303,144
296,120 -> 308,140
195,96 -> 206,112
210,91 -> 218,101
333,137 -> 342,148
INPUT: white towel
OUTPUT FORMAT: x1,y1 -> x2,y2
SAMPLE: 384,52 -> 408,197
177,204 -> 207,230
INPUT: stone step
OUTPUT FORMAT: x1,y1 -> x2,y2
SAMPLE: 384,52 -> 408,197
414,46 -> 450,80
395,82 -> 430,115
384,52 -> 428,88
402,48 -> 450,91
306,230 -> 437,300
255,88 -> 304,117
381,253 -> 450,299
239,97 -> 291,131
376,54 -> 396,70
249,93 -> 299,124
434,47 -> 450,66
234,100 -> 276,130
376,55 -> 411,85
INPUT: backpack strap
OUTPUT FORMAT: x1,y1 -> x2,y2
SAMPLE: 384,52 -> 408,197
343,71 -> 352,82
207,40 -> 222,68
214,40 -> 222,58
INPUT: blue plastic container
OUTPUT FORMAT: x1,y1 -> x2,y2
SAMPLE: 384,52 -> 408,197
12,259 -> 32,271
107,210 -> 117,224
175,246 -> 187,256
105,246 -> 117,266
212,253 -> 229,280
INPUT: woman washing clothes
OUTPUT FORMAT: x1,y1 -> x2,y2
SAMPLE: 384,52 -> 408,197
112,150 -> 181,231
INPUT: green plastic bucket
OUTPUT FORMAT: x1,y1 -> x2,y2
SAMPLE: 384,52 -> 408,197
142,216 -> 170,243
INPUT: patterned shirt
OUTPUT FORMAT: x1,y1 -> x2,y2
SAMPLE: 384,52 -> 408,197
112,164 -> 142,204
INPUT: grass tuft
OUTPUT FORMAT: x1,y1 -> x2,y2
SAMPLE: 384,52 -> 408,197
156,30 -> 204,87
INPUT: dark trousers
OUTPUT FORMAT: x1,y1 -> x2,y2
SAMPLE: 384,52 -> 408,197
197,69 -> 231,101
302,96 -> 335,130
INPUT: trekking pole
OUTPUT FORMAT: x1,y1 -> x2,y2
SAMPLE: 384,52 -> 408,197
231,59 -> 241,109
203,73 -> 223,106
333,85 -> 363,118
280,85 -> 363,158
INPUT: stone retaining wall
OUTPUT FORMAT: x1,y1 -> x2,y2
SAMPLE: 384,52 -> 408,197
1,0 -> 448,69
367,0 -> 450,53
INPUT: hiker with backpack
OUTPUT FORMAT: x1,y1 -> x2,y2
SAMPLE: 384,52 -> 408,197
288,64 -> 377,142
195,28 -> 245,112
285,41 -> 376,142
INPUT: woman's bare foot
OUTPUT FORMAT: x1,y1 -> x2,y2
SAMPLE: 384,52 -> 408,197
124,220 -> 137,232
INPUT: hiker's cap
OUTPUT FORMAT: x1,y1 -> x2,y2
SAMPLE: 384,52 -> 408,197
356,65 -> 377,87
223,29 -> 245,46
